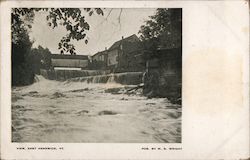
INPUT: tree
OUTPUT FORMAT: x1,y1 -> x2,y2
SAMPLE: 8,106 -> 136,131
139,9 -> 182,99
11,15 -> 34,86
30,45 -> 52,74
12,8 -> 104,55
11,8 -> 104,86
138,8 -> 182,52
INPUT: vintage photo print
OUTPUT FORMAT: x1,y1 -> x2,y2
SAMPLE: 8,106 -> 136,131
11,8 -> 182,143
1,1 -> 249,160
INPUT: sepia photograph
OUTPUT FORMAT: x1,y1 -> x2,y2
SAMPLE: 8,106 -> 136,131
11,7 -> 182,143
1,0 -> 249,159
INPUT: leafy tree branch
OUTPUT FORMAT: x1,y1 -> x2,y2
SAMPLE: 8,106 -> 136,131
12,8 -> 104,55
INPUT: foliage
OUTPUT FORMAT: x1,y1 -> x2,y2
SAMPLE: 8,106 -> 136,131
11,16 -> 34,86
139,8 -> 182,52
30,46 -> 52,74
11,8 -> 104,86
12,8 -> 104,55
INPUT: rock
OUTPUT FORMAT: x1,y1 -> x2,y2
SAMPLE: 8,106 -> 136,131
98,110 -> 118,115
70,88 -> 90,92
104,88 -> 122,94
50,92 -> 66,99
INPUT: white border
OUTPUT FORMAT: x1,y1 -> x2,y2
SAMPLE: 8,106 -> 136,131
1,1 -> 249,159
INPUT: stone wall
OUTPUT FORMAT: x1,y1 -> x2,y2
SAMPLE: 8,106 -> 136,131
143,48 -> 181,103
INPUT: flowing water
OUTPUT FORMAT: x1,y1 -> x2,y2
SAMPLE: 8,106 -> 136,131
12,75 -> 181,143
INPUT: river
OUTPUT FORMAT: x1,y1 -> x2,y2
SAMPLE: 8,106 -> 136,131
12,75 -> 181,143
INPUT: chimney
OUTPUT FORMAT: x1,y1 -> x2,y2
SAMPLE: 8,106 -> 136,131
122,36 -> 124,39
105,47 -> 107,51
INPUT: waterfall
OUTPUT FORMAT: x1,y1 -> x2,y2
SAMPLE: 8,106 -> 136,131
107,74 -> 115,83
67,72 -> 143,85
40,68 -> 143,85
34,75 -> 40,82
40,69 -> 111,81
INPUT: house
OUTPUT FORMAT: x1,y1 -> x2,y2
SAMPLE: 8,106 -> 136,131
106,34 -> 145,72
51,54 -> 89,70
91,49 -> 108,70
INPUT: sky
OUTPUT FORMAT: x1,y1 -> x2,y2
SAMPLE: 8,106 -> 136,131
29,8 -> 156,56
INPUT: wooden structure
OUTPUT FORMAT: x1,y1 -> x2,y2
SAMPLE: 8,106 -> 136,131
91,49 -> 108,69
106,34 -> 145,72
51,54 -> 89,70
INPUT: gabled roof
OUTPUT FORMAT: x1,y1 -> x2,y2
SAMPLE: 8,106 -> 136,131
108,34 -> 140,51
92,50 -> 108,57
